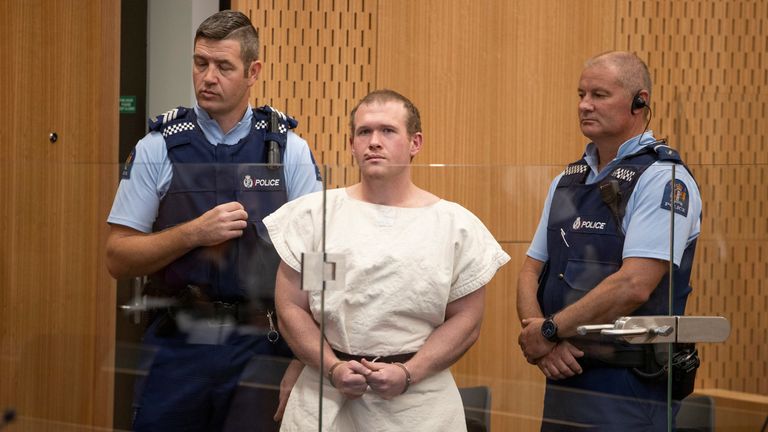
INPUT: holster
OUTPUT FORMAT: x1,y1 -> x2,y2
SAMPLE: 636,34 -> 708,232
632,343 -> 699,400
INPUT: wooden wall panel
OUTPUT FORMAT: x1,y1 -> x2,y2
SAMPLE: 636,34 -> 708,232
617,0 -> 768,409
376,0 -> 616,168
686,165 -> 768,398
0,0 -> 119,430
618,1 -> 768,165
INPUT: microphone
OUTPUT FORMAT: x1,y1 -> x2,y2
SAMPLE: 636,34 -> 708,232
267,111 -> 281,170
0,408 -> 16,430
599,179 -> 625,234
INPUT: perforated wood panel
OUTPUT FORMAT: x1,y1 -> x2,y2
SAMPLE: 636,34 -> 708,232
234,0 -> 376,187
617,0 -> 768,399
687,164 -> 768,396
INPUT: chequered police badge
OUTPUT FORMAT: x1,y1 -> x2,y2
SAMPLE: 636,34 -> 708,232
162,122 -> 195,138
564,164 -> 588,176
254,119 -> 288,133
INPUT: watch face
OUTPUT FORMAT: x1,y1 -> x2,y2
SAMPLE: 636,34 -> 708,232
542,319 -> 557,340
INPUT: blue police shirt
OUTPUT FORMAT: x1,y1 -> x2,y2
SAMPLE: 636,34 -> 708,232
108,105 -> 322,232
528,132 -> 702,266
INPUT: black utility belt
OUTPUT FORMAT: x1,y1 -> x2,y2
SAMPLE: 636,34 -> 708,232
168,301 -> 272,327
578,343 -> 699,374
333,349 -> 416,364
579,343 -> 699,400
578,349 -> 646,368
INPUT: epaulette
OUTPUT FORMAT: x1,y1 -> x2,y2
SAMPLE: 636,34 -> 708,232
649,139 -> 682,163
563,162 -> 589,177
557,160 -> 591,186
147,107 -> 195,138
253,105 -> 298,132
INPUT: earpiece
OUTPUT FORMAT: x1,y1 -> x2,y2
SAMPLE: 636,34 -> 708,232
631,92 -> 647,114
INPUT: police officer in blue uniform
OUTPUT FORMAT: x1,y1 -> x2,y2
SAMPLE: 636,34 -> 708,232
517,51 -> 702,431
106,10 -> 321,432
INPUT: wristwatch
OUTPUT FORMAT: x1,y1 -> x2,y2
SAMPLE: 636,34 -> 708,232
541,314 -> 560,343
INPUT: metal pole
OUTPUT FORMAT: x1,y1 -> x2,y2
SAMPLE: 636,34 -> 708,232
667,164 -> 676,432
318,165 -> 328,432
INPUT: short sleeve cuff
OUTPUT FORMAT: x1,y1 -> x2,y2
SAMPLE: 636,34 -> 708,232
448,251 -> 510,302
263,213 -> 303,272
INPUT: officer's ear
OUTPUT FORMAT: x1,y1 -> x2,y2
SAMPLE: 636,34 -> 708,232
246,60 -> 262,83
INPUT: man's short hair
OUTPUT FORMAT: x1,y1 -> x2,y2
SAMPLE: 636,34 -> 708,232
195,10 -> 259,75
585,51 -> 652,101
350,89 -> 422,137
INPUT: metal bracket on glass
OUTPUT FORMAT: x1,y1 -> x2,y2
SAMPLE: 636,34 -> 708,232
300,252 -> 346,291
122,276 -> 145,324
119,276 -> 177,324
576,316 -> 731,344
120,277 -> 177,323
119,294 -> 176,319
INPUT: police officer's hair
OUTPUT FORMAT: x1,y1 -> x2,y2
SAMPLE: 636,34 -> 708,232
349,89 -> 422,137
195,10 -> 259,76
585,51 -> 652,102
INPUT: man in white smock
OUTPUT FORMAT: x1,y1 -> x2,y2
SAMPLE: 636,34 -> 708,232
264,89 -> 510,431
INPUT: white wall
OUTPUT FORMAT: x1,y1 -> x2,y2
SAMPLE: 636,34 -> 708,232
147,0 -> 218,119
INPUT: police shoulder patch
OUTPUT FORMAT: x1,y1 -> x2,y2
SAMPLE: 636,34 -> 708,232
660,178 -> 689,217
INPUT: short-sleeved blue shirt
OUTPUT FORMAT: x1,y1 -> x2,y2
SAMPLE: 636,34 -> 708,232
527,132 -> 701,266
108,105 -> 322,232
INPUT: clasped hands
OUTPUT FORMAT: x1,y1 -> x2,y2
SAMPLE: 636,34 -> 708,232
518,317 -> 585,380
329,359 -> 408,400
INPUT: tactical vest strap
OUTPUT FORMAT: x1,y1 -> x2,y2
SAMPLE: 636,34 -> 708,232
254,105 -> 297,147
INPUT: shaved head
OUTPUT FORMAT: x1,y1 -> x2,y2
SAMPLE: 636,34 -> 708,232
585,51 -> 652,101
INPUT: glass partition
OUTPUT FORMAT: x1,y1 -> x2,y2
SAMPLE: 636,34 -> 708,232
667,89 -> 768,432
298,161 -> 764,431
0,157 -> 766,431
110,160 -> 310,432
305,163 -> 664,431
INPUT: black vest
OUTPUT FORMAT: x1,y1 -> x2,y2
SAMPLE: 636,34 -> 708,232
149,106 -> 295,303
538,142 -> 698,324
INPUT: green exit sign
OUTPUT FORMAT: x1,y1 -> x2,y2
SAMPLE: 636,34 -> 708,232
119,95 -> 137,114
